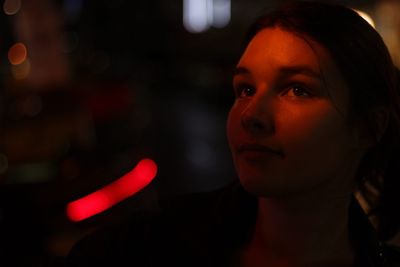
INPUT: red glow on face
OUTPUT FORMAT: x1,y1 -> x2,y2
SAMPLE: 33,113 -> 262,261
66,158 -> 157,222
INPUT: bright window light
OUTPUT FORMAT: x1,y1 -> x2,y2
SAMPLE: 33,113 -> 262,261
183,0 -> 209,33
183,0 -> 231,33
212,0 -> 231,28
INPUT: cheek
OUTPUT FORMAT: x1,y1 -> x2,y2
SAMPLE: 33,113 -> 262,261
226,102 -> 242,147
279,105 -> 354,174
285,110 -> 348,147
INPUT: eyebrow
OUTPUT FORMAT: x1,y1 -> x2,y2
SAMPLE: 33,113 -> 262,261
233,65 -> 322,80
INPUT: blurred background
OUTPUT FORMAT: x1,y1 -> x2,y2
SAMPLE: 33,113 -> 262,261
0,0 -> 399,266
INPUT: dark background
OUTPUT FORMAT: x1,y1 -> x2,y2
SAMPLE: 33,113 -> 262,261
0,0 -> 399,266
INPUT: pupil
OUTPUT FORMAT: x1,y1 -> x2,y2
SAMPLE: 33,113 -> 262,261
294,87 -> 303,95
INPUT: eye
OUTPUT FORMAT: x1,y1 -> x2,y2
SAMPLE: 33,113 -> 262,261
285,85 -> 311,98
235,83 -> 256,98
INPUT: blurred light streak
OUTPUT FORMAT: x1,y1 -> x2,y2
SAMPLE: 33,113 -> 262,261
3,0 -> 21,15
8,43 -> 27,65
354,9 -> 375,28
66,159 -> 158,222
212,0 -> 230,28
183,0 -> 209,33
11,59 -> 31,80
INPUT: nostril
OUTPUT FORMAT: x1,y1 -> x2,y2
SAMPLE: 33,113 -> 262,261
241,113 -> 265,133
253,120 -> 264,130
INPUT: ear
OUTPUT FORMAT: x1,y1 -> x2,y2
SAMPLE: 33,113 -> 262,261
353,106 -> 389,149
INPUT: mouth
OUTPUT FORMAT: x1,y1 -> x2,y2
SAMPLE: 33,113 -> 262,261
237,144 -> 284,158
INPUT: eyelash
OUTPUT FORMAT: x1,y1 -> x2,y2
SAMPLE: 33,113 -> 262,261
285,85 -> 312,98
234,83 -> 255,98
234,83 -> 312,99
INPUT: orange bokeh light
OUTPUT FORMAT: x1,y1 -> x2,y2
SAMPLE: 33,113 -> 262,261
8,42 -> 27,65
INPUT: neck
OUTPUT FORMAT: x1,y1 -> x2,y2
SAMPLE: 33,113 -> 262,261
241,192 -> 355,267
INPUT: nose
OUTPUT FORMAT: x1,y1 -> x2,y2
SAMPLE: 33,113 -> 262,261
241,97 -> 275,136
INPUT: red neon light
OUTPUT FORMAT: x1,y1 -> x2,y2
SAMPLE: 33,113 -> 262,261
66,158 -> 157,222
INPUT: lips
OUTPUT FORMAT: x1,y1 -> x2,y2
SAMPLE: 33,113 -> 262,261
237,143 -> 283,157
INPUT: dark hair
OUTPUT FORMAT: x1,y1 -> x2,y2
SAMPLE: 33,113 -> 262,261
243,1 -> 400,241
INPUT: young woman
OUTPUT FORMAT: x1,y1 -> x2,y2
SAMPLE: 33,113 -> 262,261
227,1 -> 400,265
67,1 -> 400,266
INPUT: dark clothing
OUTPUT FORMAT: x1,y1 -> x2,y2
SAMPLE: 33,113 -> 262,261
66,182 -> 400,267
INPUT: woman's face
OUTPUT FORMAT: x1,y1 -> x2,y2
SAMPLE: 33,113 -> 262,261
227,27 -> 366,198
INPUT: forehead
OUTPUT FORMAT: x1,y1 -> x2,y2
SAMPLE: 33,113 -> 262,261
238,27 -> 322,75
